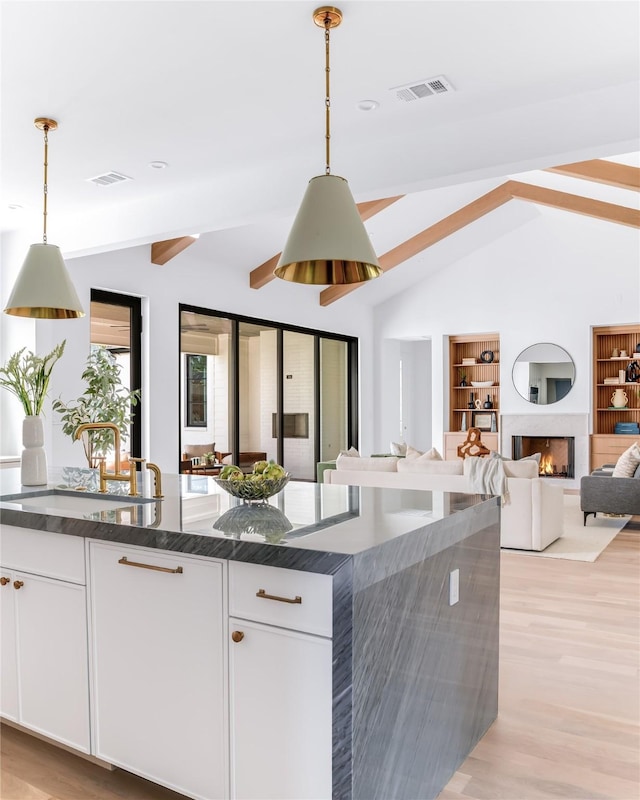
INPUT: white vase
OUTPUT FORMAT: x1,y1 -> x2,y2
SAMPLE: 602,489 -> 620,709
611,388 -> 628,409
21,415 -> 47,486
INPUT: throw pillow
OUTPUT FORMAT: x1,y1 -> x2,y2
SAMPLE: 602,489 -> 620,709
413,447 -> 443,462
502,460 -> 538,479
612,442 -> 640,478
520,452 -> 541,464
405,444 -> 424,459
390,441 -> 407,457
338,446 -> 360,457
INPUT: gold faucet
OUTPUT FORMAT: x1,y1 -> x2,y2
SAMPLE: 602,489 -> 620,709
74,423 -> 138,496
130,457 -> 164,499
146,462 -> 164,499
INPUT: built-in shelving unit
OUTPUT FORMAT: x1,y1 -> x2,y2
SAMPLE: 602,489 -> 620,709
445,333 -> 500,458
591,323 -> 640,470
449,334 -> 500,432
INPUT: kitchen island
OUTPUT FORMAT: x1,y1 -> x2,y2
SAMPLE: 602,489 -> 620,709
0,466 -> 500,800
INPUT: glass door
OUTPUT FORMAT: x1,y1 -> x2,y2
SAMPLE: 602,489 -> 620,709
179,305 -> 359,481
238,321 -> 278,468
90,290 -> 142,464
180,310 -> 232,471
319,337 -> 349,462
282,331 -> 316,480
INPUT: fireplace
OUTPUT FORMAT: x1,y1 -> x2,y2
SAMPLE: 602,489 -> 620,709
512,436 -> 575,479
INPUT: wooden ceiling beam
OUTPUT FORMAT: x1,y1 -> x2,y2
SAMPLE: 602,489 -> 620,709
545,159 -> 640,191
249,195 -> 404,289
319,179 -> 640,306
151,236 -> 197,265
506,180 -> 640,228
319,183 -> 513,306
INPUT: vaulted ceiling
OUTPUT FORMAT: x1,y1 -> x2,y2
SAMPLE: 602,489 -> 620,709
2,1 -> 639,306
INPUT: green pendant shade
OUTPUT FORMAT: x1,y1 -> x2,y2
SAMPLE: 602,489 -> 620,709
4,243 -> 85,319
274,175 -> 382,285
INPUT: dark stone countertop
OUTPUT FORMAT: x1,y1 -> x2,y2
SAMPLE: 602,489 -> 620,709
0,466 -> 498,579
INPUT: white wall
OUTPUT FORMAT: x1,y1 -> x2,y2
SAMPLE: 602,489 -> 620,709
3,243 -> 373,473
373,208 -> 640,476
1,230 -> 36,457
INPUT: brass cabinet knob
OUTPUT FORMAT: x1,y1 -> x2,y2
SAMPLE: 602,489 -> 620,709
0,577 -> 10,586
231,631 -> 244,643
13,580 -> 24,590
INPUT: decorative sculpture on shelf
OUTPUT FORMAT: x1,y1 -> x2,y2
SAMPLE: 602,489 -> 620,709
457,428 -> 491,459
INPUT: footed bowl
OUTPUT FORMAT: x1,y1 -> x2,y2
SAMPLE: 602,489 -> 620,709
214,473 -> 290,502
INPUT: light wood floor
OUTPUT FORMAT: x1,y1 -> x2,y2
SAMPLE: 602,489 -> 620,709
2,522 -> 638,800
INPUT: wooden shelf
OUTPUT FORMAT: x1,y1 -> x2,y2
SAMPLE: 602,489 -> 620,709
591,324 -> 640,469
453,362 -> 500,367
449,333 -> 500,439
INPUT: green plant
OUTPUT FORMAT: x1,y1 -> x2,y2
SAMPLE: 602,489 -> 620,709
0,340 -> 66,416
458,368 -> 467,384
53,346 -> 141,468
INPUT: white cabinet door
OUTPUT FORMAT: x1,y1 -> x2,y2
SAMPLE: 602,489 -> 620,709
0,569 -> 18,721
229,617 -> 332,800
13,570 -> 91,752
89,542 -> 227,800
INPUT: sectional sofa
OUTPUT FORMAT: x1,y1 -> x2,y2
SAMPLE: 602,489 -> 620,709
323,454 -> 564,551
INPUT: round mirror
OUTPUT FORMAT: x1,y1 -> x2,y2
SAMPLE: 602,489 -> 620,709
512,343 -> 575,405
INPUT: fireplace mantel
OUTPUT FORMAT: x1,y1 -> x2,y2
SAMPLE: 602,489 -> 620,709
500,414 -> 589,489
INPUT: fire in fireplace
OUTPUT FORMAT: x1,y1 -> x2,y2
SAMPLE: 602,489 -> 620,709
512,436 -> 575,479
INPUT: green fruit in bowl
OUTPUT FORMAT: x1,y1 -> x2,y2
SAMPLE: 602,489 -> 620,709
253,460 -> 269,475
220,465 -> 242,480
264,464 -> 286,480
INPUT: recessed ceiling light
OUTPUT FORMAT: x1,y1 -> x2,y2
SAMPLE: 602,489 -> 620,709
149,161 -> 169,169
8,203 -> 23,210
357,99 -> 379,112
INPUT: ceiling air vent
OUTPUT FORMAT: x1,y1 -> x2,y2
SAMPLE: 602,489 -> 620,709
390,75 -> 455,103
87,171 -> 132,187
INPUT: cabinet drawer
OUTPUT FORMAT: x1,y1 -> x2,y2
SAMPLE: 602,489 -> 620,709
229,561 -> 332,638
592,440 -> 635,455
0,525 -> 85,584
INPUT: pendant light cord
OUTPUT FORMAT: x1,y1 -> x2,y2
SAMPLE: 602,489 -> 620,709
324,15 -> 331,175
42,124 -> 49,244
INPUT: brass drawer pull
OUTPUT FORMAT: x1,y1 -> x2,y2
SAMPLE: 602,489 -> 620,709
231,631 -> 245,643
0,577 -> 10,586
14,580 -> 24,590
118,556 -> 183,574
256,588 -> 302,604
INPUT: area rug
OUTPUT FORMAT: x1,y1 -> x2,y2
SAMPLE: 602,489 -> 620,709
503,494 -> 631,562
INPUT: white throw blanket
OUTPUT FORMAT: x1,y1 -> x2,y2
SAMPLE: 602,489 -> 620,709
465,452 -> 510,504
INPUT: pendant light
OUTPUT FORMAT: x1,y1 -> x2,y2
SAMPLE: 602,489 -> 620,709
274,7 -> 382,285
4,118 -> 84,319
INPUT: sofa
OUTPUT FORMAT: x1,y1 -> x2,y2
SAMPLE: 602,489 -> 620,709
323,453 -> 565,551
580,462 -> 640,524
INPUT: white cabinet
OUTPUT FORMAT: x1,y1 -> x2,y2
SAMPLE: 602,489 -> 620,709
0,569 -> 18,721
228,562 -> 333,800
89,542 -> 227,800
0,525 -> 90,753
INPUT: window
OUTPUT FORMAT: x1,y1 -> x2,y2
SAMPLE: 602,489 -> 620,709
185,354 -> 207,427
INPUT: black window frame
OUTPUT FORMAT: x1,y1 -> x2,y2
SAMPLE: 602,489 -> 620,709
184,353 -> 208,428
